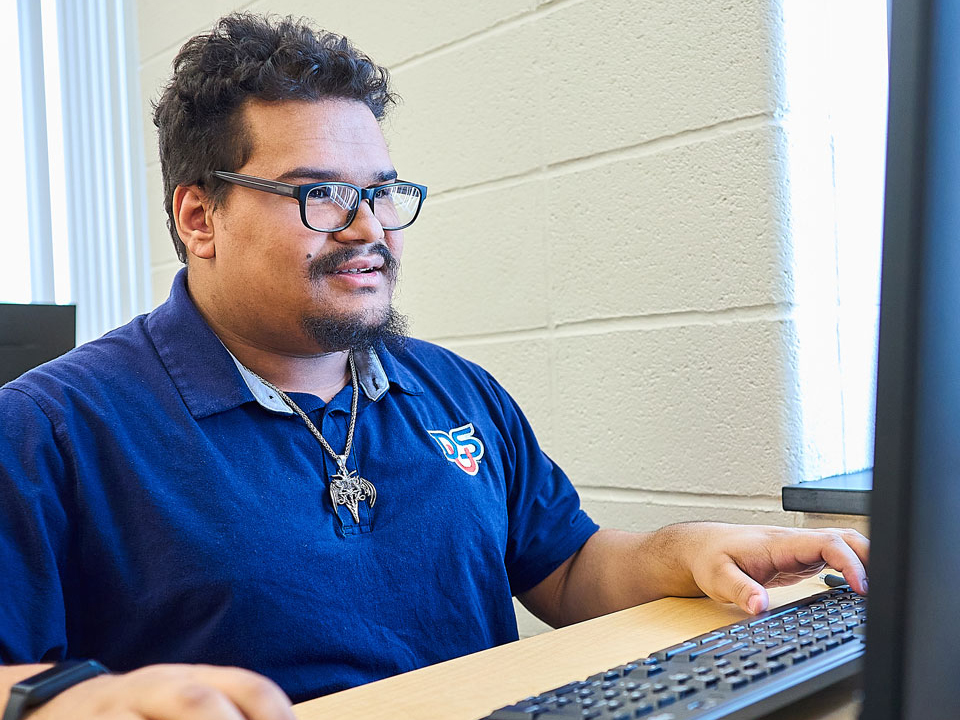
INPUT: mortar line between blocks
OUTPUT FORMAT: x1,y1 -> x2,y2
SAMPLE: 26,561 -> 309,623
426,303 -> 796,347
389,0 -> 590,74
577,486 -> 785,512
428,113 -> 776,204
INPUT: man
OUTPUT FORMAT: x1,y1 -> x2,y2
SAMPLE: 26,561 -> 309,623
0,13 -> 868,720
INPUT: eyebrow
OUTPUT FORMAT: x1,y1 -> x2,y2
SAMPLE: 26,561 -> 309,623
277,167 -> 399,185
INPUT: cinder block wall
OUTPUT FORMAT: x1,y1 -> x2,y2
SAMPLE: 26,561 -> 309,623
137,1 -> 868,638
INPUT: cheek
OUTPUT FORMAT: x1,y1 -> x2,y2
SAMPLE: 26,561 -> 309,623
385,230 -> 404,261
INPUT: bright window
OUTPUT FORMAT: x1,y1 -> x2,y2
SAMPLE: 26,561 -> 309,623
0,0 -> 69,306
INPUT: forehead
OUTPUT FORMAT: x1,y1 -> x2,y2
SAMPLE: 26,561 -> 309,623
239,99 -> 392,181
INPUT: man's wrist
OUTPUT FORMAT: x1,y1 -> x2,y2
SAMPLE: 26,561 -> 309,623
2,661 -> 109,720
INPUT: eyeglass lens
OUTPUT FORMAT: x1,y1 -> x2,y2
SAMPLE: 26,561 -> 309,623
305,184 -> 422,231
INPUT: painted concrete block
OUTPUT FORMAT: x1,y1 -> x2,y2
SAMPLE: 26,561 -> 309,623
438,337 -> 554,449
150,263 -> 181,309
136,0 -> 244,62
581,497 -> 793,534
551,321 -> 802,496
251,0 -> 536,67
797,512 -> 869,537
397,181 -> 550,339
146,164 -> 173,267
546,124 -> 790,322
389,22 -> 543,193
538,0 -> 781,164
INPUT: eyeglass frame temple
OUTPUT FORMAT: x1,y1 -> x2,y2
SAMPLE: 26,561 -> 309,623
210,170 -> 428,231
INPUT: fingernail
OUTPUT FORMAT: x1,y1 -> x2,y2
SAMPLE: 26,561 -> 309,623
862,577 -> 869,593
747,595 -> 764,615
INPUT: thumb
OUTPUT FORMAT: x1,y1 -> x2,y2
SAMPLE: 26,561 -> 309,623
704,561 -> 770,615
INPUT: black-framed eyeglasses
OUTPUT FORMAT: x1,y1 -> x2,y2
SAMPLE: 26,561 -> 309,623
212,171 -> 428,233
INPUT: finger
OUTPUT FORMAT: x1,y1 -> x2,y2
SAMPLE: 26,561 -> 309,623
813,528 -> 870,567
806,533 -> 869,595
701,559 -> 771,615
132,678 -> 248,720
190,666 -> 295,720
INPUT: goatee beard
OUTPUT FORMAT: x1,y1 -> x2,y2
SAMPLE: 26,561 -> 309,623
300,305 -> 409,354
301,243 -> 408,353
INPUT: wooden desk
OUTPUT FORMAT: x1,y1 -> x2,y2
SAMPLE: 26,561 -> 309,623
293,576 -> 861,720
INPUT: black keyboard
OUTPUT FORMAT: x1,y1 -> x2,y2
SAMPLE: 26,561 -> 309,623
481,586 -> 865,720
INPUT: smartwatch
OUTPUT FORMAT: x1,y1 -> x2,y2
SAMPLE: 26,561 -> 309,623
3,660 -> 109,720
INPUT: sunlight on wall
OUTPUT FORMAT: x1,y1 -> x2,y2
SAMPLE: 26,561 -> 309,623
783,0 -> 889,477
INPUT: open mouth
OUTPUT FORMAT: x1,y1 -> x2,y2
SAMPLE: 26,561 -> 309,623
334,267 -> 378,275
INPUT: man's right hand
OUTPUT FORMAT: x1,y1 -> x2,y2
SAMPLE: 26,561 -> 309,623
29,664 -> 296,720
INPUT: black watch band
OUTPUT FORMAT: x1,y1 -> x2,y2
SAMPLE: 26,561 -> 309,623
3,660 -> 109,720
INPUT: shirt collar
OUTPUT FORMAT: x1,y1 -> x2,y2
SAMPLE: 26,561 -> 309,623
147,268 -> 421,419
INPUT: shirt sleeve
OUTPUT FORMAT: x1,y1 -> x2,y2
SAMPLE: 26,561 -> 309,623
0,386 -> 71,664
486,377 -> 599,596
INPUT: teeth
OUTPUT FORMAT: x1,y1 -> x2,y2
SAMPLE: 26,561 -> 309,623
338,267 -> 374,274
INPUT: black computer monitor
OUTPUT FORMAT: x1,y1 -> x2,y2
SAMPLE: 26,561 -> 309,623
0,303 -> 76,385
860,0 -> 960,717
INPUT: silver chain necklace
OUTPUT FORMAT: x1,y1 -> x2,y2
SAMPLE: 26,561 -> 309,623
248,351 -> 376,524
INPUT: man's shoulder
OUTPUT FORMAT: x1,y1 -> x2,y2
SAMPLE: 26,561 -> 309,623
386,338 -> 495,385
2,312 -> 158,408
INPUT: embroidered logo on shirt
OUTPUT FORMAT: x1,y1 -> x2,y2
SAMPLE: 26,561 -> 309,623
428,423 -> 485,476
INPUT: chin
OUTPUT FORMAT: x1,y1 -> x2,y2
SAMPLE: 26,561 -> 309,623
301,304 -> 408,353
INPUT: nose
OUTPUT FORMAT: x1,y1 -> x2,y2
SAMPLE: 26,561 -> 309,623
332,199 -> 384,244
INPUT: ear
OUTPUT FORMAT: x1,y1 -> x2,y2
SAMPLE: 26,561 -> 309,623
174,185 -> 216,260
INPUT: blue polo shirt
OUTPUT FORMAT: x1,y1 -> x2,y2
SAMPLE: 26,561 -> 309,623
0,269 -> 598,702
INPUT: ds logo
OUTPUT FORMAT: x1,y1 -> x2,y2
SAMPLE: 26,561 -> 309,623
428,423 -> 485,476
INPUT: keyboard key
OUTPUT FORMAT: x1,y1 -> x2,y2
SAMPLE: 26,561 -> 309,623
671,685 -> 696,699
693,632 -> 727,645
714,642 -> 749,659
722,676 -> 749,690
657,695 -> 676,708
767,644 -> 798,661
667,673 -> 691,684
743,668 -> 767,682
486,705 -> 550,719
739,647 -> 762,660
696,674 -> 719,688
687,639 -> 733,660
653,642 -> 697,661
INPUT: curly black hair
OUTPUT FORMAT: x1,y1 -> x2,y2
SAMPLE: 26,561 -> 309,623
152,13 -> 398,263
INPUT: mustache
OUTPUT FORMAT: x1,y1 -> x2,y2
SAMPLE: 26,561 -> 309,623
307,243 -> 399,283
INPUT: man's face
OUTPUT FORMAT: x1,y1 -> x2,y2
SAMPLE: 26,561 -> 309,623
202,98 -> 406,354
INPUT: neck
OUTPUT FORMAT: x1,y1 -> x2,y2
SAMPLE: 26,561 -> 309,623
190,292 -> 352,403
227,339 -> 352,403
